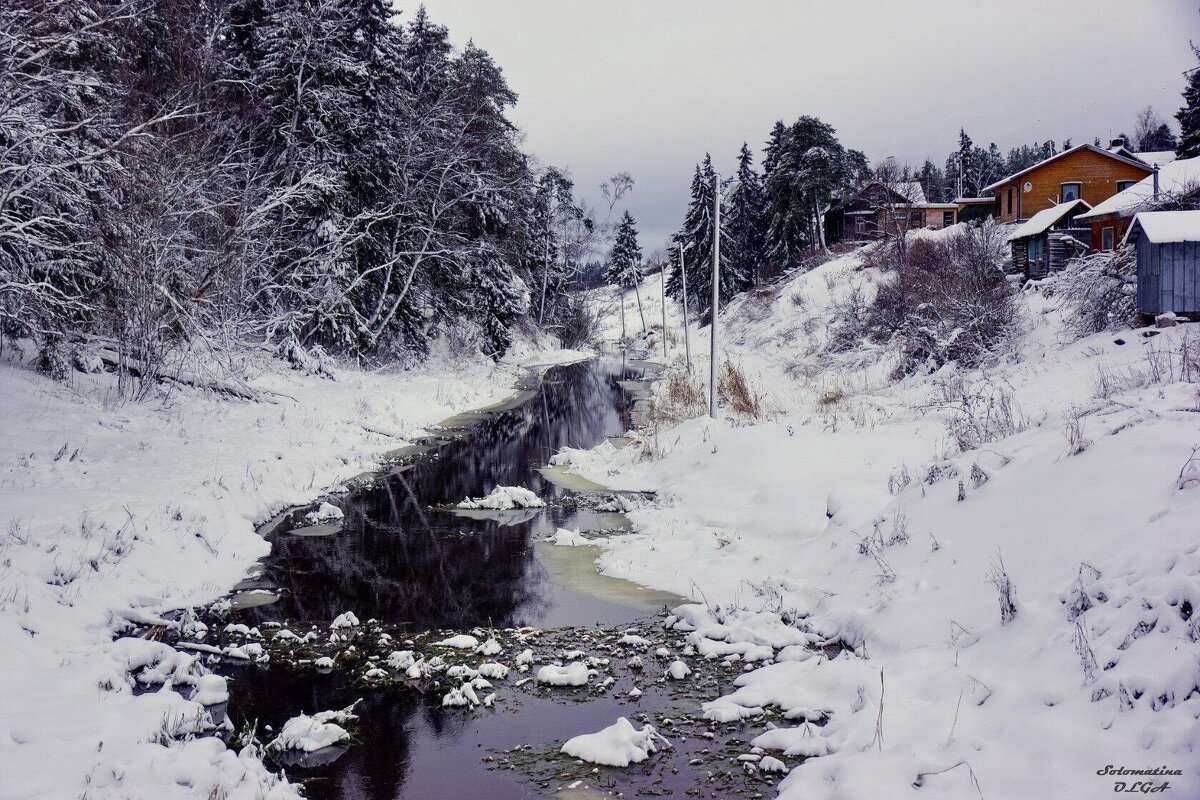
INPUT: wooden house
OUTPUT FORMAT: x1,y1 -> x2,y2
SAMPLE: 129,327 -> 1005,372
1076,156 -> 1200,251
1006,199 -> 1091,279
983,143 -> 1154,225
826,181 -> 959,244
1125,210 -> 1200,317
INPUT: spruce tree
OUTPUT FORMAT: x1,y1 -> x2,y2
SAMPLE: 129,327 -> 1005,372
1177,54 -> 1200,158
607,211 -> 645,335
956,129 -> 976,196
725,143 -> 766,287
667,157 -> 721,316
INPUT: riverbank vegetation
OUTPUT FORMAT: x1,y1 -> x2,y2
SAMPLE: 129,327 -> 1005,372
2,0 -> 602,398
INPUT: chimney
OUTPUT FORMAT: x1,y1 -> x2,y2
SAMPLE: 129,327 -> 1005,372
1153,164 -> 1160,198
1110,136 -> 1126,149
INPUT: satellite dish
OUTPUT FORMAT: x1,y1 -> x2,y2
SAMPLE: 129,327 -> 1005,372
1023,181 -> 1033,193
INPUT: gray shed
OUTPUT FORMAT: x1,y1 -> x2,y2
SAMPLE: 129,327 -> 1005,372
1125,210 -> 1200,316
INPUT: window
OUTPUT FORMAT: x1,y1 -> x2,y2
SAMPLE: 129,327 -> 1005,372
1116,180 -> 1136,193
1027,237 -> 1044,263
943,211 -> 955,227
910,212 -> 922,228
1102,226 -> 1115,250
855,217 -> 865,233
1007,188 -> 1013,215
1061,182 -> 1082,202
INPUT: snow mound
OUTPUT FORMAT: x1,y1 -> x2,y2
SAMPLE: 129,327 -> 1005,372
561,717 -> 670,767
268,705 -> 358,753
548,527 -> 589,546
190,674 -> 229,706
536,662 -> 590,687
303,501 -> 344,524
330,611 -> 360,629
434,634 -> 479,649
457,485 -> 545,510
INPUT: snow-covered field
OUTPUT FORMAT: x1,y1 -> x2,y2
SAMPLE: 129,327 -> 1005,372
0,335 -> 585,799
568,233 -> 1200,798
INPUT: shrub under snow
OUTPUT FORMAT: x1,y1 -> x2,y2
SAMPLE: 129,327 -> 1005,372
867,222 -> 1018,375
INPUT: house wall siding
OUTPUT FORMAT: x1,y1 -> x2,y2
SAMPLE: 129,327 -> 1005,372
994,150 -> 1151,224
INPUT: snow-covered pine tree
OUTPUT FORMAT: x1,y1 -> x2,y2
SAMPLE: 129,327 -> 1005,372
607,210 -> 645,335
667,155 -> 739,317
725,143 -> 765,288
762,116 -> 854,264
1177,53 -> 1200,159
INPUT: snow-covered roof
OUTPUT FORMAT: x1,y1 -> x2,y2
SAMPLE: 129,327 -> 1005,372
1005,199 -> 1091,242
900,181 -> 927,205
1124,210 -> 1200,245
1076,157 -> 1200,221
982,143 -> 1151,193
1131,150 -> 1177,167
955,196 -> 996,204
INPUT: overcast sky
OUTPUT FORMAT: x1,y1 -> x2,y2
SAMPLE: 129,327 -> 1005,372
416,0 -> 1198,252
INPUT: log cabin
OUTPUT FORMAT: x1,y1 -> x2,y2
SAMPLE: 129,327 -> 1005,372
826,181 -> 959,244
1006,199 -> 1091,279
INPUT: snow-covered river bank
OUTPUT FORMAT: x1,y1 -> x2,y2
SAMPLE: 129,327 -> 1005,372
0,344 -> 599,798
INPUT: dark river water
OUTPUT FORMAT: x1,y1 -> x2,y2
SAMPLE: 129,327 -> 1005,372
218,357 -> 698,800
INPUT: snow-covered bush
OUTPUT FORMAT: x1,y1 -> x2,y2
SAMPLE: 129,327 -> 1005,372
1056,246 -> 1138,339
867,222 -> 1018,374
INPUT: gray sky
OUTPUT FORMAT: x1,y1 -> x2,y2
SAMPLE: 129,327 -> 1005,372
417,0 -> 1198,252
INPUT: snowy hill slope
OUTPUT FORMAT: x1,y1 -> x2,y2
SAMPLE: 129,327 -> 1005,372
567,235 -> 1200,798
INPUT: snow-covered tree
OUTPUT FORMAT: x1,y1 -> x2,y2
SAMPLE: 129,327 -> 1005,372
762,116 -> 857,264
667,155 -> 739,316
607,211 -> 645,335
725,143 -> 766,287
1177,56 -> 1200,159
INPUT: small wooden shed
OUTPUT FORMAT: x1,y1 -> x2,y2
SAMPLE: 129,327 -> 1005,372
1125,210 -> 1200,316
1005,198 -> 1091,279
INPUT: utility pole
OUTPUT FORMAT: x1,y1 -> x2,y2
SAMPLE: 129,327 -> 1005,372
709,172 -> 720,419
679,242 -> 691,371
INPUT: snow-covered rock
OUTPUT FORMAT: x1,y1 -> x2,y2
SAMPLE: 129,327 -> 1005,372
535,662 -> 589,687
560,717 -> 670,767
330,611 -> 360,629
303,501 -> 344,524
434,634 -> 479,649
457,485 -> 546,510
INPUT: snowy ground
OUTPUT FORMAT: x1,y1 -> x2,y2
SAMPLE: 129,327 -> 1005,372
0,333 -> 586,800
568,234 -> 1200,798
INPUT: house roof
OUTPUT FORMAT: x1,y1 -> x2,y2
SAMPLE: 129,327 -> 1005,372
849,180 -> 927,205
1128,149 -> 1178,167
955,196 -> 996,204
1005,199 -> 1091,242
1076,156 -> 1200,221
1123,210 -> 1200,245
982,143 -> 1153,193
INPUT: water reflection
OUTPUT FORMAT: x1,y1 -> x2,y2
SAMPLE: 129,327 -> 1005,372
238,359 -> 636,632
221,359 -> 676,799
